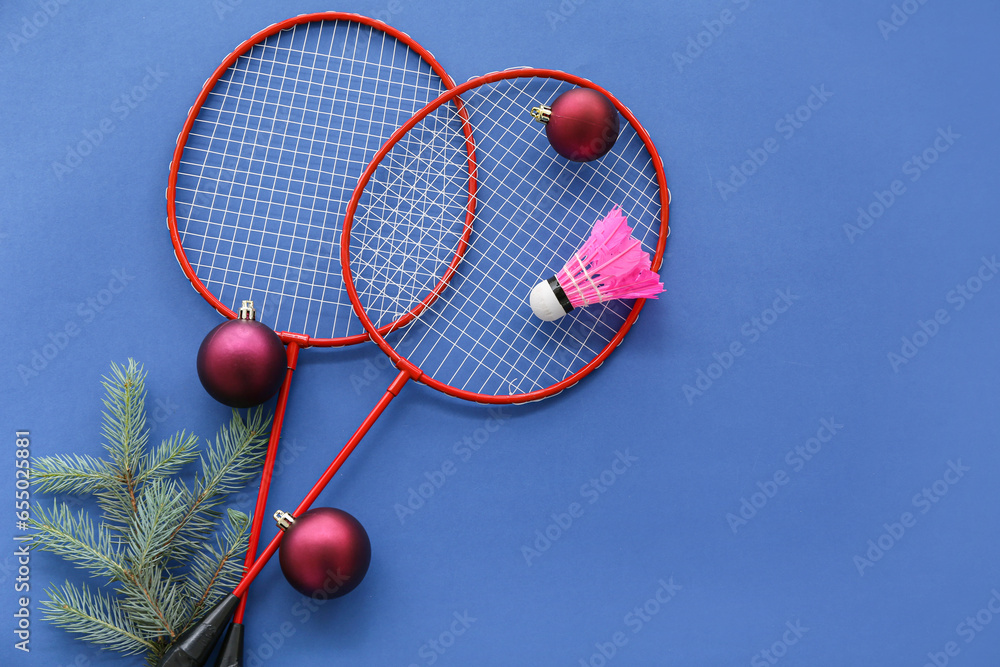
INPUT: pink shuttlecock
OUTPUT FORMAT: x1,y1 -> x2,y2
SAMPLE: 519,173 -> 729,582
529,206 -> 664,322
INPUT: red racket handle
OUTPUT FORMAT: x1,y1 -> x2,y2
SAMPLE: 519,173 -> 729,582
233,342 -> 301,623
232,369 -> 411,598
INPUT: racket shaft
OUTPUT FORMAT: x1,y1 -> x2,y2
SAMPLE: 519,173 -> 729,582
233,343 -> 300,623
232,369 -> 410,597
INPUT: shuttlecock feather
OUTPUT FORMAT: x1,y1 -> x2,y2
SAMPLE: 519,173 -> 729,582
530,206 -> 664,321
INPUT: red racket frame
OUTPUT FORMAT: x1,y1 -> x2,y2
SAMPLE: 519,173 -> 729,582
165,12 -> 476,626
231,67 -> 669,597
341,67 -> 670,404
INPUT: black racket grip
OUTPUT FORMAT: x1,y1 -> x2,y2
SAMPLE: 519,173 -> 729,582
213,622 -> 244,667
156,594 -> 239,667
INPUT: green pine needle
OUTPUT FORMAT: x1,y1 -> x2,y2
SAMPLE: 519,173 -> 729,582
100,359 -> 150,477
32,501 -> 125,580
138,430 -> 199,485
183,508 -> 252,623
117,563 -> 186,639
32,453 -> 110,495
42,581 -> 156,656
30,359 -> 273,664
125,478 -> 187,571
162,407 -> 270,563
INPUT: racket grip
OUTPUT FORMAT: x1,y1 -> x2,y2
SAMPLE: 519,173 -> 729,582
155,594 -> 239,667
212,622 -> 244,667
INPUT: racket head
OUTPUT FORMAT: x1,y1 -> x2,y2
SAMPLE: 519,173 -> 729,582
341,68 -> 670,403
167,12 -> 474,347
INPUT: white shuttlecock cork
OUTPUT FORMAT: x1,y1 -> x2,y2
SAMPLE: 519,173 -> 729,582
529,206 -> 664,322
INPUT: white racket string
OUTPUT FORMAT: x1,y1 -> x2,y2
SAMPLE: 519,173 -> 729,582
356,118 -> 473,322
357,93 -> 614,381
349,75 -> 664,398
172,18 -> 458,340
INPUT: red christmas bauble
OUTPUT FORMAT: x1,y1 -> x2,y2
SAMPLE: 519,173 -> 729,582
544,88 -> 620,162
196,305 -> 286,408
278,508 -> 371,599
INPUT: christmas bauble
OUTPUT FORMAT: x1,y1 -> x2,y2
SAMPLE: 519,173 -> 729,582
196,301 -> 286,408
276,508 -> 371,599
535,88 -> 620,162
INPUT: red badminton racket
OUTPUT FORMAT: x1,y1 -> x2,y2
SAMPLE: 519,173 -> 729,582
161,67 -> 668,667
162,12 -> 473,666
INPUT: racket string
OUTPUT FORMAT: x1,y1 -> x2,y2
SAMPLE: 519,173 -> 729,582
174,19 -> 455,340
350,76 -> 663,396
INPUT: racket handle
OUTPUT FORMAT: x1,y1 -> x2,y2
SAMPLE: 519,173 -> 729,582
155,594 -> 239,667
232,369 -> 411,597
212,622 -> 244,667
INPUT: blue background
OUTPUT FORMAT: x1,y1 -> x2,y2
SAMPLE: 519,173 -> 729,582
2,1 -> 999,666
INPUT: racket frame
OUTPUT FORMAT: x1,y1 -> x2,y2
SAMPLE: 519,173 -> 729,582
162,11 -> 475,635
166,11 -> 475,348
340,67 -> 670,403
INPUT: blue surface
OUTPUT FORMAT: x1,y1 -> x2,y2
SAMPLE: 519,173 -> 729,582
2,1 -> 999,666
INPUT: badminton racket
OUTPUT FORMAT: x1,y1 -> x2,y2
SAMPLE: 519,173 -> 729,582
161,67 -> 668,667
229,64 -> 666,638
163,12 -> 474,665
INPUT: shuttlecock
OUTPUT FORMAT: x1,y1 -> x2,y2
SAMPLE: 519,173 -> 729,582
529,206 -> 664,322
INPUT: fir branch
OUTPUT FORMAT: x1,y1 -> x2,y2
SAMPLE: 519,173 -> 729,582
124,478 -> 187,571
117,564 -> 186,640
100,359 -> 149,520
32,359 -> 274,664
42,582 -> 155,655
182,508 -> 252,625
29,501 -> 184,633
94,484 -> 142,537
137,431 -> 199,485
31,453 -> 111,495
30,501 -> 125,580
163,407 -> 270,561
196,407 -> 270,500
